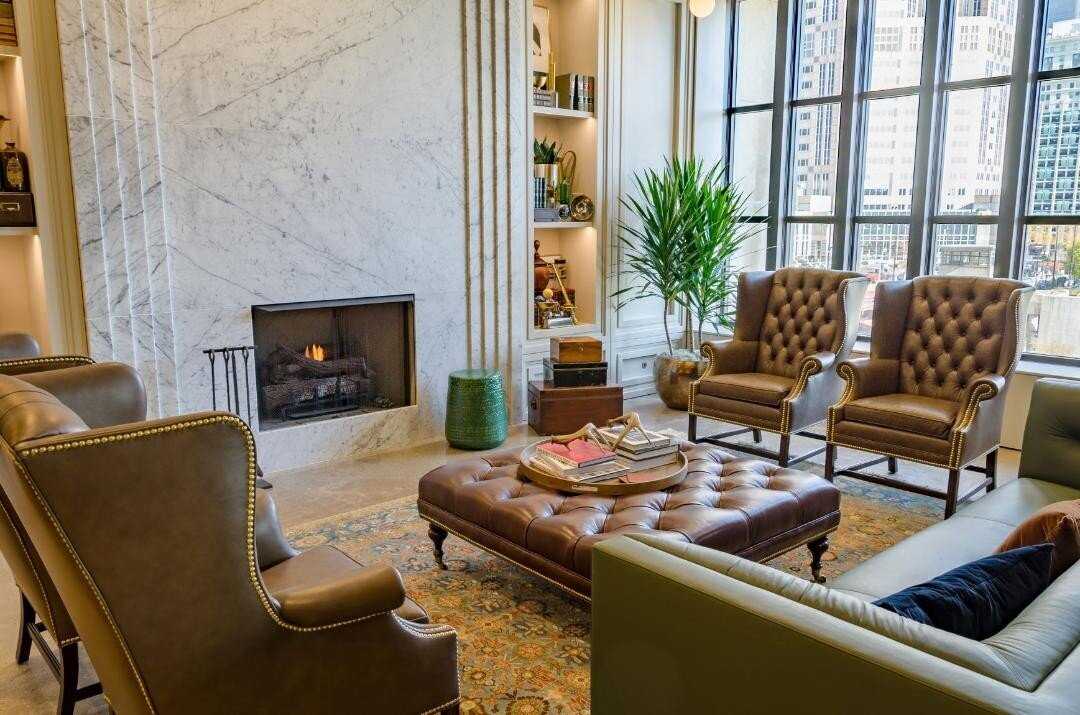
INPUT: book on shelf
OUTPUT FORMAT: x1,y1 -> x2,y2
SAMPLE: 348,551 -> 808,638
537,438 -> 614,468
554,73 -> 596,113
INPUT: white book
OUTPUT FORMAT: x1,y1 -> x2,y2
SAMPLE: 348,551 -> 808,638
598,427 -> 673,452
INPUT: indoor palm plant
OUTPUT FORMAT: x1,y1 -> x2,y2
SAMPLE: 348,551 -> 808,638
614,157 -> 761,409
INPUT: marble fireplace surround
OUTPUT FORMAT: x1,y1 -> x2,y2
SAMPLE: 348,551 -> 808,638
57,1 -> 526,471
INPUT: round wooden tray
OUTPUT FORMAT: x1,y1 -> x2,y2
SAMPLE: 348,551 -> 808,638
519,441 -> 688,496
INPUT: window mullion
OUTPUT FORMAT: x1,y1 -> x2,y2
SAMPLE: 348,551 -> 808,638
907,0 -> 949,279
767,0 -> 797,270
830,0 -> 867,271
996,0 -> 1042,279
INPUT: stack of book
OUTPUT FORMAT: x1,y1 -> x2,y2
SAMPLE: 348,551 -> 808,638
530,438 -> 628,483
533,88 -> 557,108
599,427 -> 680,471
0,1 -> 15,47
554,74 -> 595,113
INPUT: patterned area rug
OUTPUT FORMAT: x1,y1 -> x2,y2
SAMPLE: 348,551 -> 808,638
287,476 -> 941,715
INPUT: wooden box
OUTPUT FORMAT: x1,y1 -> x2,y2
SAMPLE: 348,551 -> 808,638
549,336 -> 602,364
528,380 -> 623,435
543,358 -> 607,387
0,192 -> 35,227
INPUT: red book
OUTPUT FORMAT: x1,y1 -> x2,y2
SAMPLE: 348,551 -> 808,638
537,439 -> 614,467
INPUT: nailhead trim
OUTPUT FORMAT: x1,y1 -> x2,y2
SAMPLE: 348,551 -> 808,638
0,355 -> 94,371
687,342 -> 716,417
0,490 -> 60,640
16,413 -> 459,711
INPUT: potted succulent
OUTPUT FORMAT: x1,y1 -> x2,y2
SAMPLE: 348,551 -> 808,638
534,137 -> 561,194
614,157 -> 761,410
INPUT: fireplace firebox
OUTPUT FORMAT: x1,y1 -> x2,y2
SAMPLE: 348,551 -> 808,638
251,295 -> 415,430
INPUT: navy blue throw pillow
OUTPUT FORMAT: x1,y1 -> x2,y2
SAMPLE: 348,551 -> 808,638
873,544 -> 1054,640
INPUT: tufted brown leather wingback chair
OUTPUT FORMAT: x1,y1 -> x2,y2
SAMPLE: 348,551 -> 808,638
826,276 -> 1032,518
689,268 -> 868,467
0,372 -> 459,715
0,358 -> 144,713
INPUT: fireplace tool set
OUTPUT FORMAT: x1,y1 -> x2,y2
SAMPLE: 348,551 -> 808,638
203,345 -> 271,489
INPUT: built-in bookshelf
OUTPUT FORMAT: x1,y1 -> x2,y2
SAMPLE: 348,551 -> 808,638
0,2 -> 85,353
528,0 -> 604,339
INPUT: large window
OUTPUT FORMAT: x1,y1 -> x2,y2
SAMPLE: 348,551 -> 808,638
723,0 -> 1080,360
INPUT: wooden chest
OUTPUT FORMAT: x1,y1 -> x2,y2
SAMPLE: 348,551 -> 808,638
549,336 -> 603,363
527,380 -> 623,436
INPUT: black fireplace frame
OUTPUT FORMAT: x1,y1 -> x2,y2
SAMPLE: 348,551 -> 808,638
251,294 -> 416,430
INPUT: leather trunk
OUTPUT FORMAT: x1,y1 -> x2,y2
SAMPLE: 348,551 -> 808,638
527,380 -> 622,435
542,359 -> 607,387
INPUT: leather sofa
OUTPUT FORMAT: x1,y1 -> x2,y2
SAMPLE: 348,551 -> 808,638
689,268 -> 867,467
592,377 -> 1080,714
0,370 -> 459,714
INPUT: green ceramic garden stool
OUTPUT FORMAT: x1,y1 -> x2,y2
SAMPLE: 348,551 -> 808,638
445,369 -> 509,449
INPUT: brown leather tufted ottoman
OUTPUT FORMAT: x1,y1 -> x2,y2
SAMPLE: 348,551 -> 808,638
418,444 -> 840,600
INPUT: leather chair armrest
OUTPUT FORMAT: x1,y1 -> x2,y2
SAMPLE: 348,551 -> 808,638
954,374 -> 1007,430
0,355 -> 94,377
700,339 -> 758,378
0,332 -> 40,360
836,357 -> 899,401
798,351 -> 836,376
18,363 -> 146,428
263,546 -> 407,628
255,489 -> 299,570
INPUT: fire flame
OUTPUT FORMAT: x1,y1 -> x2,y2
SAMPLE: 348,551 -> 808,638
304,343 -> 326,361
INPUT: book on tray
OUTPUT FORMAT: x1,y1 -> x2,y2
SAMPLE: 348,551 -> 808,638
598,427 -> 677,452
537,438 -> 614,467
529,455 -> 629,482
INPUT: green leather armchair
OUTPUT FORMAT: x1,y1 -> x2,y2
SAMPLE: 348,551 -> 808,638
592,378 -> 1080,714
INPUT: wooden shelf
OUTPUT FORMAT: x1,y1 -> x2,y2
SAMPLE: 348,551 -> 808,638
533,105 -> 593,120
532,322 -> 601,339
0,226 -> 36,237
534,221 -> 592,230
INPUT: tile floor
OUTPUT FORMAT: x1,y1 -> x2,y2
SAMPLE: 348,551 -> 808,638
0,395 -> 1020,713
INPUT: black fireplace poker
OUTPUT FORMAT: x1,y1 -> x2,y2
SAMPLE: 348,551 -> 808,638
203,345 -> 271,490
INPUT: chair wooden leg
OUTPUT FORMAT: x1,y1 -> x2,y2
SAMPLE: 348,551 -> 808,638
824,443 -> 836,481
985,449 -> 998,492
15,593 -> 32,665
687,414 -> 697,442
945,469 -> 961,518
751,428 -> 762,443
808,537 -> 829,584
777,434 -> 791,468
887,456 -> 898,474
429,524 -> 449,570
57,642 -> 79,715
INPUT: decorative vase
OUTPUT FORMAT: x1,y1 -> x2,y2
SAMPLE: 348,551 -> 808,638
534,163 -> 559,189
445,369 -> 509,449
654,354 -> 707,411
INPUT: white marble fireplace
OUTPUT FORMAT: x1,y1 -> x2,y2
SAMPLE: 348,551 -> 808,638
56,0 -> 526,471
